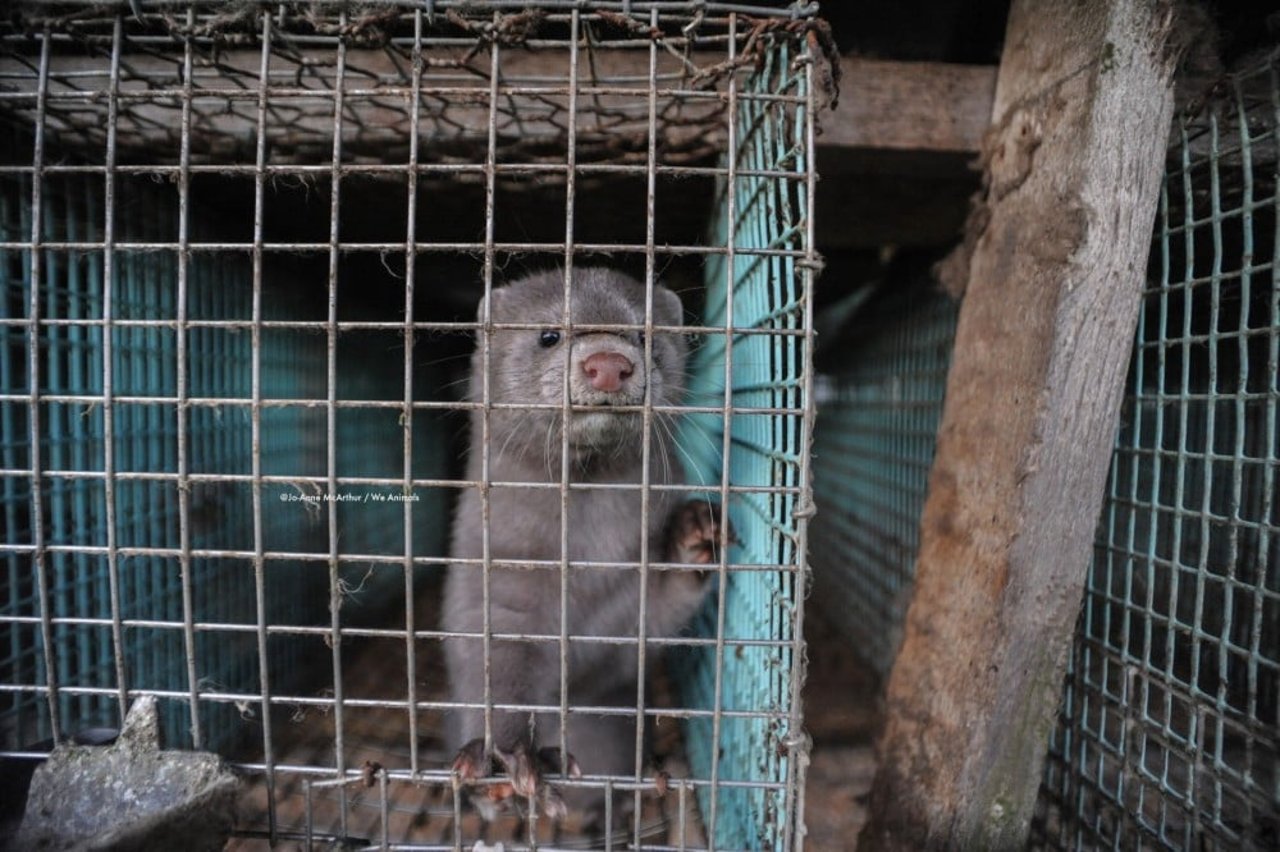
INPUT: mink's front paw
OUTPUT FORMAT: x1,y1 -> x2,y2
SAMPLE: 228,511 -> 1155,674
668,499 -> 736,565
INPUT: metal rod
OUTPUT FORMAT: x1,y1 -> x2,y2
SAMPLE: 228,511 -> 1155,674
173,3 -> 202,750
477,5 -> 503,793
0,543 -> 802,572
705,11 -> 739,844
784,36 -> 819,852
400,2 -> 423,782
0,616 -> 800,648
631,8 -> 661,843
249,8 -> 278,840
26,23 -> 62,744
0,394 -> 839,418
0,469 -> 807,495
554,11 -> 583,822
100,11 -> 129,724
0,161 -> 811,182
0,320 -> 813,340
325,9 -> 351,836
0,83 -> 804,103
0,239 -> 812,260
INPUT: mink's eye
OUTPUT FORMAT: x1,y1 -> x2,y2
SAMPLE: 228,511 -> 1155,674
637,330 -> 646,347
539,330 -> 561,348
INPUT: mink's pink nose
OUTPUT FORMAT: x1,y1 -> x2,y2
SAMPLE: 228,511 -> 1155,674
582,351 -> 634,393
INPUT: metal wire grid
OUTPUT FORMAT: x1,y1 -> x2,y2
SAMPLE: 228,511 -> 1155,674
0,2 -> 819,849
2,156 -> 281,753
1030,52 -> 1280,850
0,133 -> 440,756
674,27 -> 812,849
807,285 -> 958,677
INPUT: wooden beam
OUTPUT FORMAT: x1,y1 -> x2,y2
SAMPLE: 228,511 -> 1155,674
818,58 -> 996,154
858,1 -> 1179,849
811,59 -> 994,249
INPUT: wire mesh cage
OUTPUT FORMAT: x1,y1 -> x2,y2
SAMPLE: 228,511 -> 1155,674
808,282 -> 957,676
1029,51 -> 1280,850
0,1 -> 821,849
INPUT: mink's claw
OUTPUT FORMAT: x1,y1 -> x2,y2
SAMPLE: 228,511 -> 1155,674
495,742 -> 540,799
452,737 -> 491,783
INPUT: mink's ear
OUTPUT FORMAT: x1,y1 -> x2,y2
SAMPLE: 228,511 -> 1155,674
653,283 -> 685,328
474,287 -> 507,322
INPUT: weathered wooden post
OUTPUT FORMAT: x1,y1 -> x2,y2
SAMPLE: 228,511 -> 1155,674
859,0 -> 1182,848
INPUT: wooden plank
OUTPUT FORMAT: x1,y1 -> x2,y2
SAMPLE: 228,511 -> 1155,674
810,58 -> 994,248
818,58 -> 996,154
858,1 -> 1180,849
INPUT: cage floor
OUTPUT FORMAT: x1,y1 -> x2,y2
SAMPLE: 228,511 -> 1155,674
221,600 -> 875,851
225,589 -> 710,850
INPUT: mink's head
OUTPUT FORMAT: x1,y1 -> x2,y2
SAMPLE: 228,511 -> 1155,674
470,268 -> 688,472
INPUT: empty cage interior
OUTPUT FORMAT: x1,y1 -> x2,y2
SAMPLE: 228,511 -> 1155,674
1031,52 -> 1280,850
0,3 -> 817,849
808,274 -> 958,676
